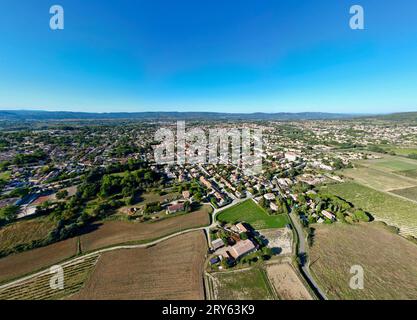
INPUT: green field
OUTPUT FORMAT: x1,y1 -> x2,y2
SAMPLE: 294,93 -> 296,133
321,182 -> 417,237
217,200 -> 289,229
374,145 -> 417,157
395,169 -> 417,179
0,171 -> 11,181
210,268 -> 275,300
374,160 -> 417,172
339,167 -> 416,191
391,186 -> 417,202
357,155 -> 417,173
0,217 -> 56,255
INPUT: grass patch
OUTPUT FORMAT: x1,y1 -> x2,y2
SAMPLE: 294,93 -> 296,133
396,169 -> 417,179
374,160 -> 417,172
217,199 -> 289,229
140,191 -> 180,205
0,171 -> 11,181
211,268 -> 275,300
374,145 -> 417,157
0,217 -> 55,253
390,186 -> 417,202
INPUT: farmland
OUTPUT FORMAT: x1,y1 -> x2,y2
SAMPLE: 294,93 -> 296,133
338,154 -> 417,193
355,155 -> 417,174
309,222 -> 417,300
372,145 -> 417,158
0,217 -> 55,254
339,167 -> 416,191
391,186 -> 417,202
0,237 -> 78,284
321,182 -> 417,237
217,199 -> 289,229
71,231 -> 207,300
208,268 -> 275,300
80,205 -> 211,253
396,169 -> 417,179
0,205 -> 210,285
266,263 -> 313,300
0,254 -> 99,300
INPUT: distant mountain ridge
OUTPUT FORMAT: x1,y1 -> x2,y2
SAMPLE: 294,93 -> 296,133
0,110 -> 360,121
370,112 -> 417,121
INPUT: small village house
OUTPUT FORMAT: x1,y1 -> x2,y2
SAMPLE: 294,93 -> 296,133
211,238 -> 225,251
321,210 -> 336,221
229,239 -> 256,260
167,203 -> 185,214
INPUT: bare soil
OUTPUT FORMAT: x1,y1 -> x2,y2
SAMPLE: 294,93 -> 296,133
71,231 -> 207,300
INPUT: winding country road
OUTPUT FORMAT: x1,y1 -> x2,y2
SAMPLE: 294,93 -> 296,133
1,195 -> 327,301
0,196 -> 250,291
288,210 -> 328,300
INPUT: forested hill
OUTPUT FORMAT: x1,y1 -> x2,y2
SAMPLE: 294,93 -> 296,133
0,110 -> 357,121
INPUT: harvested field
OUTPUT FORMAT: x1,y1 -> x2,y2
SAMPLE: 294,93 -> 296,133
0,238 -> 78,284
266,263 -> 313,300
80,207 -> 210,252
209,268 -> 275,300
0,217 -> 55,254
71,231 -> 207,300
309,222 -> 417,300
0,254 -> 99,300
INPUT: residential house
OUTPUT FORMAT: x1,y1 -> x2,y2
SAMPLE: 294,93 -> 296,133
321,210 -> 336,221
229,239 -> 256,260
167,203 -> 185,214
264,193 -> 275,201
212,238 -> 225,251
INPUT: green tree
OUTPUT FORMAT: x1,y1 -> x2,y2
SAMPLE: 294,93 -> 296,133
56,190 -> 69,200
0,205 -> 19,223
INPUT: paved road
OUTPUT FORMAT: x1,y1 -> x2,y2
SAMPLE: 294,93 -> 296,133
0,225 -> 208,291
204,195 -> 254,246
0,197 -> 252,290
288,210 -> 328,300
2,195 -> 326,301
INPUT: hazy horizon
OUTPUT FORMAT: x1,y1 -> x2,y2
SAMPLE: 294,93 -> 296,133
0,108 -> 381,115
1,0 -> 417,114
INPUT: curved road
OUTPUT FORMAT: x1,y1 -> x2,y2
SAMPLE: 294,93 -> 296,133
288,210 -> 328,300
0,196 -> 250,291
0,225 -> 209,291
1,195 -> 327,301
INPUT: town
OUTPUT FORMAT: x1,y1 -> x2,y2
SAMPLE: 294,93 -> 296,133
2,113 -> 417,300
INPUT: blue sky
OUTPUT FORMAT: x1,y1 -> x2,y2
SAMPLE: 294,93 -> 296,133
1,0 -> 417,113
